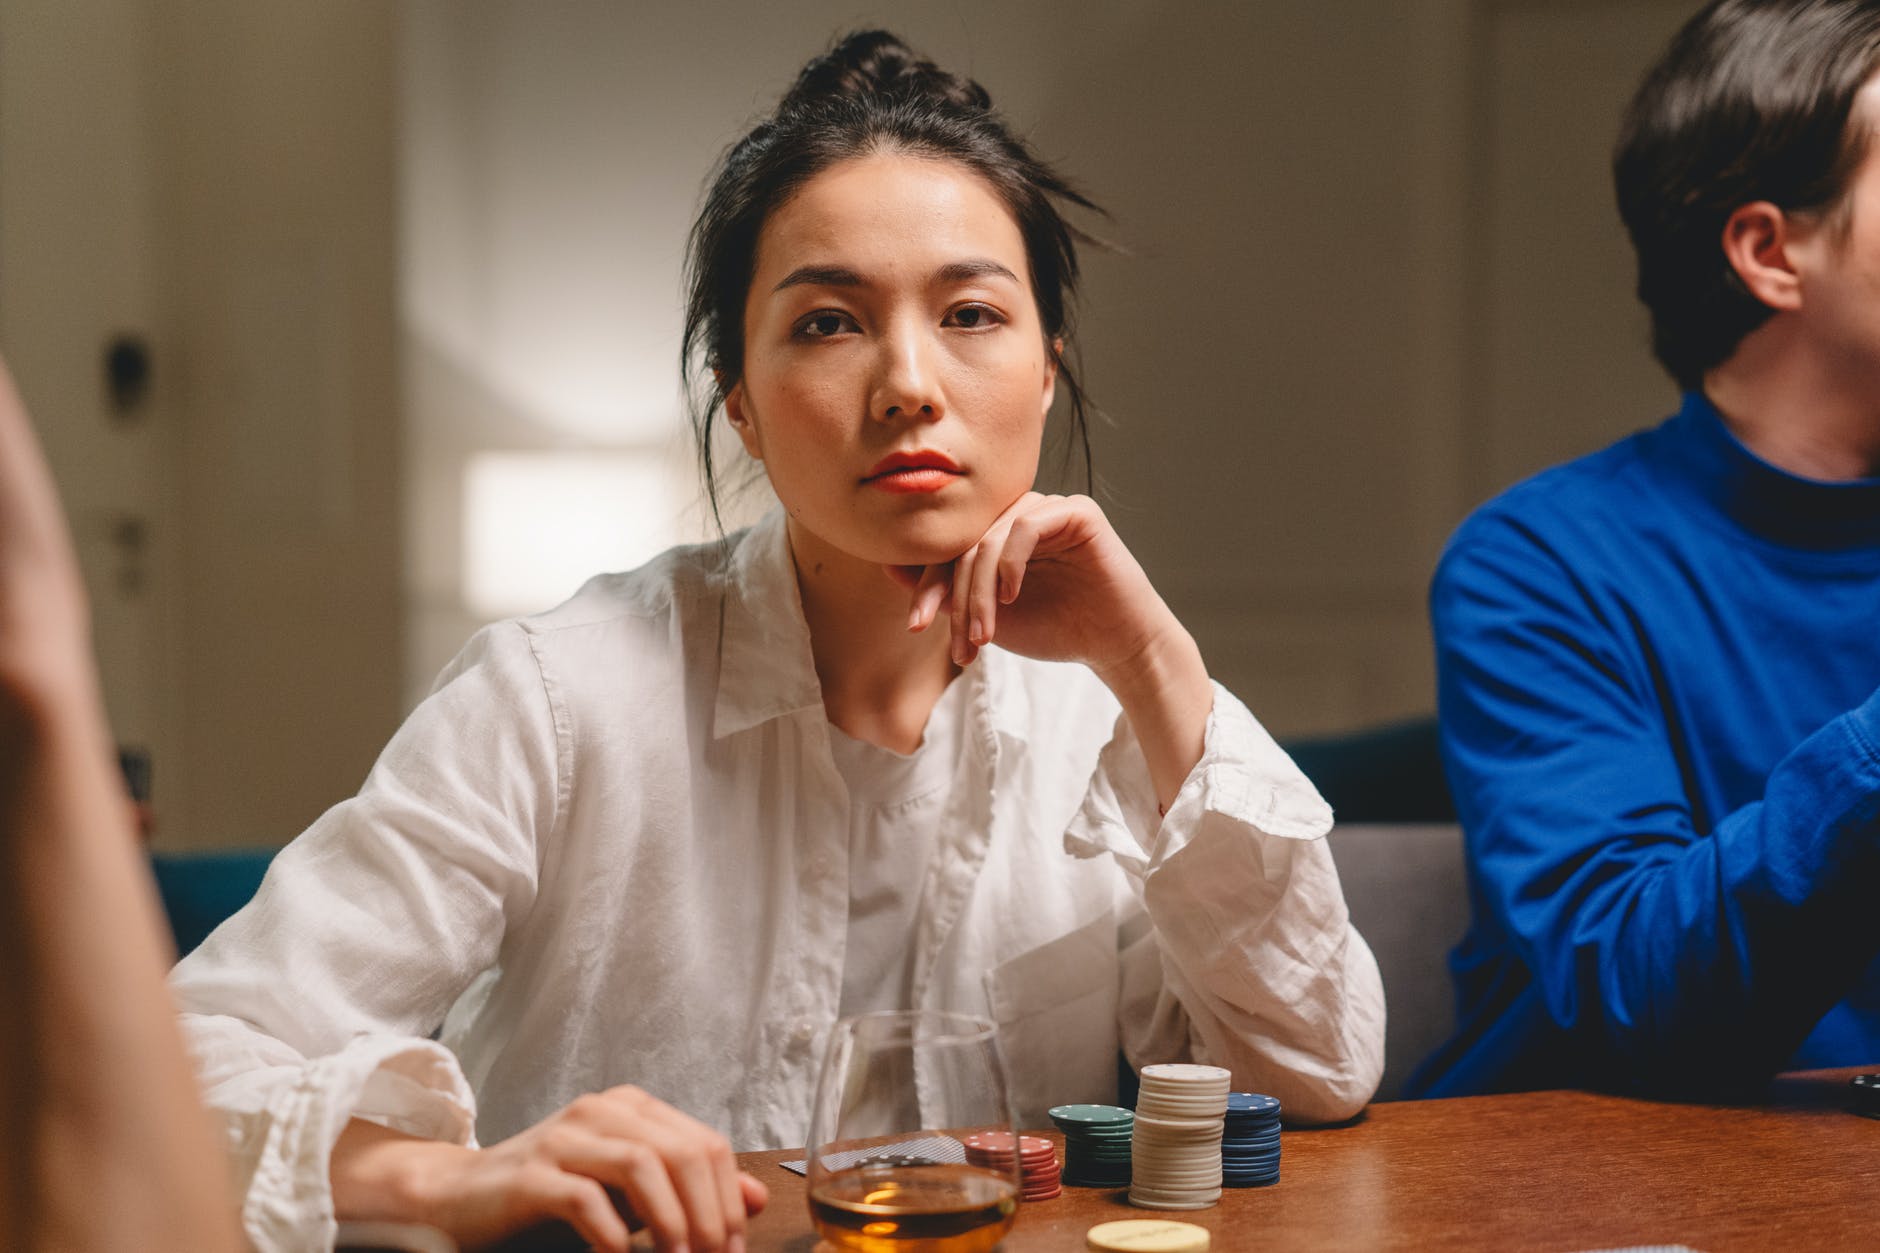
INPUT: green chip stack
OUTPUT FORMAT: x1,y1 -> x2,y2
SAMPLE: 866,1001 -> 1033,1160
1049,1103 -> 1135,1188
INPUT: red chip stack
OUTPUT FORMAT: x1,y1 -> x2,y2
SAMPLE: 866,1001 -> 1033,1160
961,1131 -> 1062,1202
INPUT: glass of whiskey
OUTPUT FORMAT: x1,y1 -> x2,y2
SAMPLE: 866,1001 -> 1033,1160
805,1012 -> 1020,1253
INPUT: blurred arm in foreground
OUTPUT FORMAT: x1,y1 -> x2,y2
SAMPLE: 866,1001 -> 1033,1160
0,355 -> 242,1251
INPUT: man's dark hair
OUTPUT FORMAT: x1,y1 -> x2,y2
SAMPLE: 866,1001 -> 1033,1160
681,30 -> 1102,529
1615,0 -> 1880,390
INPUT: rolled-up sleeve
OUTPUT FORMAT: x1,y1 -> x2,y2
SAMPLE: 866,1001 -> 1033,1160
171,621 -> 561,1251
1065,682 -> 1386,1122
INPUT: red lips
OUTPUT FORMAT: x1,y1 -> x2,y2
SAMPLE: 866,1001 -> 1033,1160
863,450 -> 963,493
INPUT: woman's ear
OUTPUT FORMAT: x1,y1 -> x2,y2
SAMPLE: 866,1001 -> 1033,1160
1721,200 -> 1808,313
723,383 -> 764,461
1040,338 -> 1061,418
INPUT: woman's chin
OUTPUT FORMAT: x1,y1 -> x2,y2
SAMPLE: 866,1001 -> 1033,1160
827,512 -> 984,569
794,505 -> 1000,570
871,525 -> 985,569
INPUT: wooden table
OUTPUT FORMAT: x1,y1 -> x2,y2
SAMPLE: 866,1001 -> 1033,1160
737,1069 -> 1878,1251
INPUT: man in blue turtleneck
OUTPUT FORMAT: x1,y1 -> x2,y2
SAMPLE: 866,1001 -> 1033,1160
1412,0 -> 1880,1098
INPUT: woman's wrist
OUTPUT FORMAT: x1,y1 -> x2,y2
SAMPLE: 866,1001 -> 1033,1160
331,1119 -> 467,1226
1092,617 -> 1213,811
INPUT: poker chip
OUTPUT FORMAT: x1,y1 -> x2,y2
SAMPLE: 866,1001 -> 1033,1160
1851,1073 -> 1880,1120
1052,1102 -> 1135,1190
1220,1090 -> 1282,1189
1129,1064 -> 1230,1210
1086,1218 -> 1212,1252
963,1131 -> 1062,1204
1140,1064 -> 1232,1085
1052,1103 -> 1135,1126
1124,1189 -> 1221,1210
1226,1092 -> 1280,1117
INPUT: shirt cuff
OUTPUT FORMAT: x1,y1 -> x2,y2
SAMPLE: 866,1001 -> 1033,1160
242,1035 -> 476,1253
1063,681 -> 1332,872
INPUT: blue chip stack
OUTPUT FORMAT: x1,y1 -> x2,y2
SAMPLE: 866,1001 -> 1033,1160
1221,1092 -> 1281,1187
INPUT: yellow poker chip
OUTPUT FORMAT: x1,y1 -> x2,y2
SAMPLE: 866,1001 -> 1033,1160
1086,1218 -> 1212,1253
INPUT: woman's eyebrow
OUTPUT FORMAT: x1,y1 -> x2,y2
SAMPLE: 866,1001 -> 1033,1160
935,259 -> 1019,285
773,264 -> 862,292
772,258 -> 1020,293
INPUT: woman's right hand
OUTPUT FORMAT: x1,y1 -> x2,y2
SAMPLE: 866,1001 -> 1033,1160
331,1086 -> 768,1253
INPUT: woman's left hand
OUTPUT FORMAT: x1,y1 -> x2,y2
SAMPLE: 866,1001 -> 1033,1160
887,493 -> 1214,807
888,493 -> 1165,677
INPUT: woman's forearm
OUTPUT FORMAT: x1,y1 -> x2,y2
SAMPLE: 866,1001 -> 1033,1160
1093,619 -> 1214,812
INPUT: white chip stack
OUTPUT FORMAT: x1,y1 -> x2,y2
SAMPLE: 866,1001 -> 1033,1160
1128,1063 -> 1231,1210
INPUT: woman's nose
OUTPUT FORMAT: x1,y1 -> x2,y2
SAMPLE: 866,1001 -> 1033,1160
872,324 -> 943,423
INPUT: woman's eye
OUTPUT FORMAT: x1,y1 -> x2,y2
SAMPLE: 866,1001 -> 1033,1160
794,311 -> 857,339
945,303 -> 1004,330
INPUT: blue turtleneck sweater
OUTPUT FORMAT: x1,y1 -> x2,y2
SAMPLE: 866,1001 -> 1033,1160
1411,391 -> 1880,1098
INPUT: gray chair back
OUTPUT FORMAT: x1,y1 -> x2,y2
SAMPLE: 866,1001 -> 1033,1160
1325,823 -> 1469,1101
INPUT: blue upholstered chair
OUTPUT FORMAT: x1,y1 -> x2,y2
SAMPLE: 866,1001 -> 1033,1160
1282,717 -> 1454,824
149,848 -> 276,960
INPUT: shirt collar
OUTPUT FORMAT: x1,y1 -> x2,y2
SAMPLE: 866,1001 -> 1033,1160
973,644 -> 1037,748
713,509 -> 825,739
1654,390 -> 1880,552
712,508 -> 1043,745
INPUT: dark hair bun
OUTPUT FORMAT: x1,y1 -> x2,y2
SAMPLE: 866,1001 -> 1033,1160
782,29 -> 991,113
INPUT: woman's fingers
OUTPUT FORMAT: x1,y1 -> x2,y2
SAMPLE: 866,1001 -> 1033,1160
996,504 -> 1050,607
551,1089 -> 739,1252
949,542 -> 980,665
738,1171 -> 769,1216
907,562 -> 951,633
905,492 -> 1110,659
519,1165 -> 631,1253
635,1098 -> 746,1253
712,1142 -> 748,1250
967,519 -> 1015,648
398,1088 -> 763,1253
967,493 -> 1065,648
600,1140 -> 692,1251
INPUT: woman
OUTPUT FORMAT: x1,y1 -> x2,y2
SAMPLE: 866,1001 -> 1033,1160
174,30 -> 1385,1253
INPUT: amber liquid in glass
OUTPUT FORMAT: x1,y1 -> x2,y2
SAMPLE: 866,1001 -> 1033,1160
808,1162 -> 1018,1253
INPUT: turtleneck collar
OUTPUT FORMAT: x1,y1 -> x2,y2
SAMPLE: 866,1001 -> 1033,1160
1648,390 -> 1880,552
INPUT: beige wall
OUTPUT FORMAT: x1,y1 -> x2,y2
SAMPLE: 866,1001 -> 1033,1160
1,0 -> 402,849
3,2 -> 1703,847
153,2 -> 404,849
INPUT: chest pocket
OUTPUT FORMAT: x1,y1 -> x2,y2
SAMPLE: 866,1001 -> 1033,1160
983,911 -> 1119,1127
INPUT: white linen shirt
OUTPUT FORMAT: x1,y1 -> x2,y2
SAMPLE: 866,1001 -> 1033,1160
171,509 -> 1385,1253
829,672 -> 967,1016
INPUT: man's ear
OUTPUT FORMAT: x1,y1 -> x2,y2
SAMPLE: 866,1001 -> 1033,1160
723,383 -> 764,461
1721,200 -> 1808,312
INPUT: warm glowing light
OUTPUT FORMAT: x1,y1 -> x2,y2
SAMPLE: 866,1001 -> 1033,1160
462,451 -> 684,619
